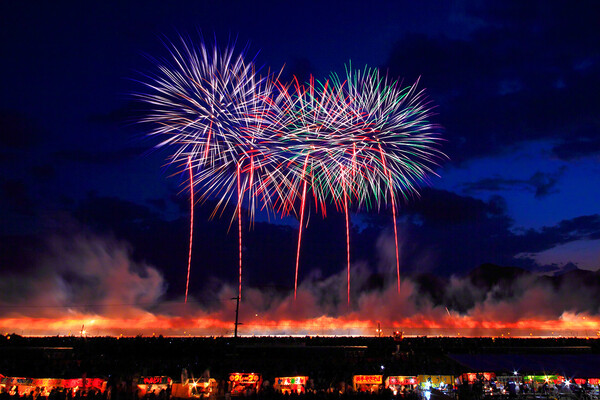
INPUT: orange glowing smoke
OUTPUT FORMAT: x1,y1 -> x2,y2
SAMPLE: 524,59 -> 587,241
2,234 -> 600,338
1,312 -> 599,337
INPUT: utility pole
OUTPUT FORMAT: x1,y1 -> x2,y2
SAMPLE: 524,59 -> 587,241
232,296 -> 241,338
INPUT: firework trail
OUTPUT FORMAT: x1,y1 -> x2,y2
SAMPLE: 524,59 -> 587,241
379,144 -> 401,293
343,174 -> 351,306
185,156 -> 194,304
294,154 -> 309,300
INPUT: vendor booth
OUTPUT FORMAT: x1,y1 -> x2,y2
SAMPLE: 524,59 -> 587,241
353,375 -> 382,393
417,375 -> 455,395
228,373 -> 261,396
273,377 -> 308,394
574,379 -> 600,395
459,372 -> 496,384
136,376 -> 172,398
385,376 -> 417,395
0,377 -> 35,396
523,375 -> 564,393
0,377 -> 106,397
171,378 -> 218,398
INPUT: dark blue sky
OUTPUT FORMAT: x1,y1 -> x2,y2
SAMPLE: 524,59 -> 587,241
1,0 -> 599,300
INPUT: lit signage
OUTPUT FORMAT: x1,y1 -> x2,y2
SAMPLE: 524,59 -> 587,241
387,376 -> 417,386
229,373 -> 260,384
275,377 -> 307,386
141,377 -> 171,385
354,375 -> 382,385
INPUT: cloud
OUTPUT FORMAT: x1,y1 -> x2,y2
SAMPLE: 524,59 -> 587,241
4,187 -> 597,312
461,167 -> 566,198
64,190 -> 600,285
552,124 -> 600,160
382,1 -> 600,163
388,188 -> 600,274
515,215 -> 600,254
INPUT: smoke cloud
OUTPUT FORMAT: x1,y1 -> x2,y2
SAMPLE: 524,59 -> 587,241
1,232 -> 599,337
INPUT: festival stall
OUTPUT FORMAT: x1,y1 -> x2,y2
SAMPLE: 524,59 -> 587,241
352,375 -> 382,393
0,377 -> 106,396
171,378 -> 218,398
136,376 -> 172,397
273,377 -> 308,394
385,376 -> 417,395
575,379 -> 600,395
574,378 -> 600,386
459,372 -> 496,384
228,373 -> 261,396
523,375 -> 564,392
0,377 -> 35,395
418,375 -> 455,390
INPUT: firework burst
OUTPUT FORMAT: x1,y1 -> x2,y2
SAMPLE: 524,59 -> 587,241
138,36 -> 445,306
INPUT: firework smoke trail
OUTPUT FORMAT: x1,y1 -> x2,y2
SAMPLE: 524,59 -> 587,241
389,176 -> 400,292
378,143 -> 400,293
294,154 -> 310,300
343,174 -> 351,306
237,163 -> 243,301
185,156 -> 194,304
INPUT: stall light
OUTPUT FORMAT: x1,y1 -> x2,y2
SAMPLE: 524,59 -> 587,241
380,365 -> 385,371
514,371 -> 518,376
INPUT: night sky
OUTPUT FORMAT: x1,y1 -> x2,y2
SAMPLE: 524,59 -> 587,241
1,1 -> 600,334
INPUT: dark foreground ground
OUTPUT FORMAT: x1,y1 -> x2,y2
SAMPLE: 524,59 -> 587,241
1,335 -> 600,382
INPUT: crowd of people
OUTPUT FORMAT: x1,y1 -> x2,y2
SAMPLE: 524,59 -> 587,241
0,388 -> 105,400
2,335 -> 600,400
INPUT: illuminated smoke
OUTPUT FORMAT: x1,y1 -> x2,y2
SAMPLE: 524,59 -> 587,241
0,232 -> 599,337
0,234 -> 165,320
